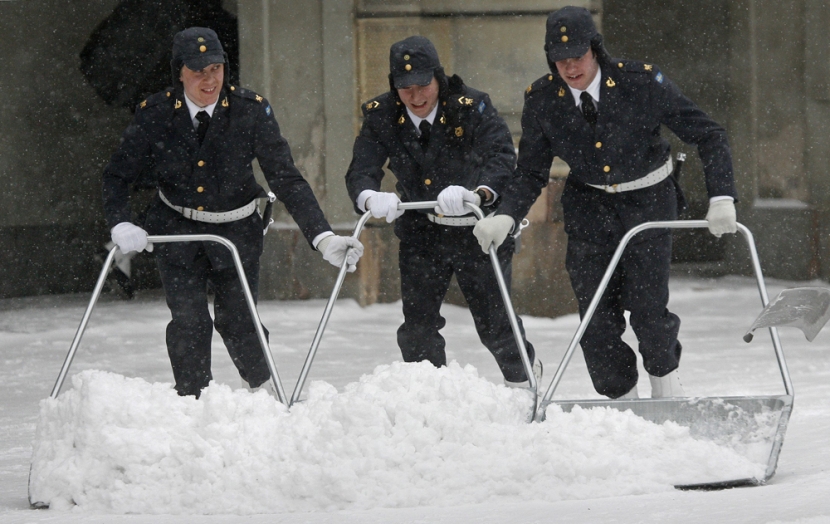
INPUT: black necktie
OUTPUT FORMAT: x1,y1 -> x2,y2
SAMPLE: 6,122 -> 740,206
418,120 -> 431,150
580,92 -> 597,128
196,111 -> 210,145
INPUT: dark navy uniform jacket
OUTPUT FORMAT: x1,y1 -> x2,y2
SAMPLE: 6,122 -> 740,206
102,85 -> 332,268
499,57 -> 738,246
345,75 -> 515,215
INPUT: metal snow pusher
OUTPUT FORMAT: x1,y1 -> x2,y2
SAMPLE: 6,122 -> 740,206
29,234 -> 289,508
536,220 -> 794,490
290,201 -> 539,420
744,286 -> 830,343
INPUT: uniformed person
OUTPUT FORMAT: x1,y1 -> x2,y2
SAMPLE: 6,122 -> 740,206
102,27 -> 363,397
474,7 -> 738,399
345,36 -> 540,387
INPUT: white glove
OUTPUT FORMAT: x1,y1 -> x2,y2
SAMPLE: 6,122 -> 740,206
435,186 -> 480,216
317,235 -> 364,273
111,222 -> 153,254
365,191 -> 404,223
472,215 -> 514,254
705,199 -> 737,237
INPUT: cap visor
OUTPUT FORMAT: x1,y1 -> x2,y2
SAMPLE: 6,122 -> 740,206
547,42 -> 590,63
392,71 -> 434,89
183,54 -> 225,72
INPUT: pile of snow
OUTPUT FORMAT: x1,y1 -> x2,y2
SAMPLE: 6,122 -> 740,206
29,362 -> 765,514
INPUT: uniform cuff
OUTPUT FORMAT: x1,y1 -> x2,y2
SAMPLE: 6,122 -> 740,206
709,196 -> 734,204
312,231 -> 335,250
356,190 -> 377,213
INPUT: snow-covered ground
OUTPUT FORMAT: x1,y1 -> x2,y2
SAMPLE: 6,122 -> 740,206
1,275 -> 828,523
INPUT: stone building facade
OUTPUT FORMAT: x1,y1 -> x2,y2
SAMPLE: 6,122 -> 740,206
0,0 -> 826,318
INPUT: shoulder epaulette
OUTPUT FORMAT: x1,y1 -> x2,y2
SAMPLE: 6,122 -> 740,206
612,58 -> 659,74
361,93 -> 394,116
138,89 -> 174,110
524,74 -> 557,99
229,86 -> 265,103
611,58 -> 667,85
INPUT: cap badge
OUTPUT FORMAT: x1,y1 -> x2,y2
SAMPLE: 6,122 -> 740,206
197,37 -> 205,43
561,26 -> 567,32
454,127 -> 464,137
404,54 -> 410,60
644,64 -> 653,71
606,78 -> 616,88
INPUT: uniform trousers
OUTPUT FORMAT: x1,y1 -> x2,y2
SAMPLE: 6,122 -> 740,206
156,245 -> 270,397
565,231 -> 681,398
396,215 -> 535,382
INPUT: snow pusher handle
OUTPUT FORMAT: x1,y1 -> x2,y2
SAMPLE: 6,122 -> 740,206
290,202 -> 538,421
50,234 -> 289,405
538,220 -> 793,419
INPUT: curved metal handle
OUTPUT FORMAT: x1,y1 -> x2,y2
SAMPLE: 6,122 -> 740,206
290,201 -> 538,421
539,221 -> 791,413
51,234 -> 289,405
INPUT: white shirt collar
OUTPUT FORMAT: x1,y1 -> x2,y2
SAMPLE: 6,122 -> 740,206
568,65 -> 603,107
183,93 -> 219,128
406,103 -> 439,134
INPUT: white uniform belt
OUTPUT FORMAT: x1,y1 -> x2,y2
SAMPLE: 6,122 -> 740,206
159,190 -> 258,223
426,213 -> 478,227
586,157 -> 673,194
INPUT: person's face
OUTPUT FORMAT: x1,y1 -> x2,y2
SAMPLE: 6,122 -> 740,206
555,49 -> 599,91
397,77 -> 439,119
180,63 -> 224,107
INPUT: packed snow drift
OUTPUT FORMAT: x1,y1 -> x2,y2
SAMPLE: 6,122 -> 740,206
30,362 -> 765,514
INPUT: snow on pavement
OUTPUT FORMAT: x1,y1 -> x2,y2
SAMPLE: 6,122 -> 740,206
29,364 -> 764,513
0,276 -> 829,523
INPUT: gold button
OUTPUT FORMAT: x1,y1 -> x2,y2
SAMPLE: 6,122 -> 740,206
166,92 -> 171,97
197,186 -> 204,193
405,64 -> 412,71
424,179 -> 432,185
198,37 -> 205,43
548,75 -> 553,80
199,45 -> 207,52
618,62 -> 624,68
230,86 -> 235,91
197,160 -> 205,167
197,206 -> 204,211
595,142 -> 602,148
561,36 -> 568,43
404,54 -> 410,60
603,166 -> 611,173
